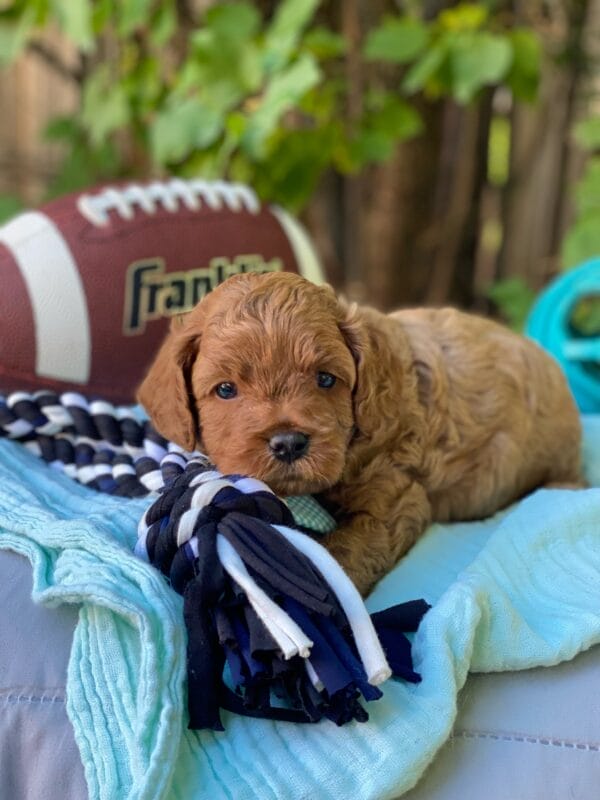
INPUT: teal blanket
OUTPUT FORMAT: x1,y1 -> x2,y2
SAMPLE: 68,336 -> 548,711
1,418 -> 599,800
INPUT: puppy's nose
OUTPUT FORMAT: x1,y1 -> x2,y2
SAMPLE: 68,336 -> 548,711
269,431 -> 310,463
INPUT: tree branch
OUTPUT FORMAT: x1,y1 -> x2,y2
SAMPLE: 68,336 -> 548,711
26,40 -> 84,85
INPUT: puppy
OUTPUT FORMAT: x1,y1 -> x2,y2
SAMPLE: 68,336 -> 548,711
138,272 -> 583,595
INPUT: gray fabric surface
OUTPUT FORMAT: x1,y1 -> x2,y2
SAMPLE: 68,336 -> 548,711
404,644 -> 600,800
1,547 -> 598,800
0,549 -> 87,800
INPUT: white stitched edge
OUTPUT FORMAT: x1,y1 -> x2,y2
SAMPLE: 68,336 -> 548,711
452,728 -> 600,752
77,179 -> 261,226
1,689 -> 66,705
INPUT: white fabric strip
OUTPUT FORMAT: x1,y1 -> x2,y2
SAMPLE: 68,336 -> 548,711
216,534 -> 313,660
0,212 -> 91,383
142,439 -> 167,463
190,479 -> 233,509
113,463 -> 136,478
139,469 -> 164,492
89,400 -> 116,416
135,509 -> 151,560
24,441 -> 41,456
190,470 -> 224,486
305,659 -> 324,692
270,206 -> 324,286
134,533 -> 149,561
274,525 -> 392,686
5,418 -> 32,438
176,508 -> 201,546
61,392 -> 89,410
231,476 -> 275,495
7,391 -> 31,405
37,404 -> 73,430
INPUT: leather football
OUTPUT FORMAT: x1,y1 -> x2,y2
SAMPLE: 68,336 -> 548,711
0,178 -> 324,403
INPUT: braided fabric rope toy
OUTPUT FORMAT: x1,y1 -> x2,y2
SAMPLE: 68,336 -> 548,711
0,389 -> 190,497
135,463 -> 429,729
1,388 -> 430,728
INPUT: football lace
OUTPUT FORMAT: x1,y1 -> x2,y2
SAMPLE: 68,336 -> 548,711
77,178 -> 261,226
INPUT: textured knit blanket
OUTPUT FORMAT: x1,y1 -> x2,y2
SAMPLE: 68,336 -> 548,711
1,418 -> 599,800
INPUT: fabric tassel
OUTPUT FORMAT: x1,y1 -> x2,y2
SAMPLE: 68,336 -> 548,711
135,463 -> 430,730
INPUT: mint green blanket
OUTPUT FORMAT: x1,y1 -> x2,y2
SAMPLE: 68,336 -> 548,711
1,418 -> 599,800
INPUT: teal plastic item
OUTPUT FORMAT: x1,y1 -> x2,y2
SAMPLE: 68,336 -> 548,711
526,257 -> 600,413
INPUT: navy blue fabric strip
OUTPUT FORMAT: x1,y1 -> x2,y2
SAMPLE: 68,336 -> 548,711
222,515 -> 332,604
283,597 -> 354,698
370,600 -> 431,633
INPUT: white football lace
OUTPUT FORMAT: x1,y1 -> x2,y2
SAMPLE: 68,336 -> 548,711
76,178 -> 261,226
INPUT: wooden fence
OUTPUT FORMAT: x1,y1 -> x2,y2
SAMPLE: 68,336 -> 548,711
0,37 -> 78,203
0,5 -> 598,313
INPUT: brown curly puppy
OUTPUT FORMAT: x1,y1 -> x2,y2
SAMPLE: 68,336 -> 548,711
138,272 -> 583,595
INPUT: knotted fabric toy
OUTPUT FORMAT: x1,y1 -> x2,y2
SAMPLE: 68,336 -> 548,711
1,388 -> 430,728
135,455 -> 430,730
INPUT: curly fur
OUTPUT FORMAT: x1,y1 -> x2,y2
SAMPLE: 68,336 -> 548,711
138,272 -> 583,595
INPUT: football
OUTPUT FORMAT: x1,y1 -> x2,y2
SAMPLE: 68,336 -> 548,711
0,178 -> 324,403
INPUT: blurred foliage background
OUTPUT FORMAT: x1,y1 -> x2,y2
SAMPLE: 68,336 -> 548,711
0,0 -> 598,327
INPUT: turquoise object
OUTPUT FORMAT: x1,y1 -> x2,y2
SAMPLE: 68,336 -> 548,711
526,257 -> 600,412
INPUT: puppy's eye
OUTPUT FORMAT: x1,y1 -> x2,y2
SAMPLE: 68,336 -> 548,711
317,372 -> 336,389
215,382 -> 237,399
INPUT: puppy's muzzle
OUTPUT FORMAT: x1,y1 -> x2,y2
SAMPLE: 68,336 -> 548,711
269,431 -> 310,464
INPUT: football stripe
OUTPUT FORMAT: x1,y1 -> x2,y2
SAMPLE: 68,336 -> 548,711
0,211 -> 91,383
270,206 -> 324,285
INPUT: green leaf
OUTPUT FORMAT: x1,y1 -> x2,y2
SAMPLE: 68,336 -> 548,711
402,41 -> 448,94
349,129 -> 396,167
575,118 -> 600,150
50,0 -> 94,51
574,158 -> 600,215
151,98 -> 223,164
506,28 -> 541,102
364,16 -> 429,64
150,1 -> 177,46
0,193 -> 23,224
44,114 -> 80,142
124,55 -> 162,114
448,31 -> 513,103
204,1 -> 260,41
562,213 -> 600,270
487,277 -> 536,331
569,295 -> 600,337
249,126 -> 336,210
0,5 -> 38,65
46,134 -> 121,199
92,0 -> 113,34
438,2 -> 488,32
366,91 -> 422,137
262,0 -> 319,74
116,0 -> 153,36
82,67 -> 130,144
488,115 -> 510,186
190,27 -> 263,100
348,102 -> 422,169
225,111 -> 247,139
242,53 -> 321,158
304,26 -> 346,59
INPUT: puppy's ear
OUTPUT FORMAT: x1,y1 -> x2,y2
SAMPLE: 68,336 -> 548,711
338,303 -> 396,444
137,313 -> 201,451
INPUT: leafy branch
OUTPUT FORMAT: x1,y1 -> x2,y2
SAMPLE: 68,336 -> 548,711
0,0 -> 544,211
